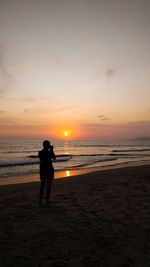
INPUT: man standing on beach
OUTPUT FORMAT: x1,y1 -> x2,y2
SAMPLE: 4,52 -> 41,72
38,140 -> 56,204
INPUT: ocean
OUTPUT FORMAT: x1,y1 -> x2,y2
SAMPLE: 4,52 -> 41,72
0,139 -> 150,181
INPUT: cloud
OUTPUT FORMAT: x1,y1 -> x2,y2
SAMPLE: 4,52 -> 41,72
80,121 -> 150,140
24,108 -> 30,113
0,117 -> 16,126
105,68 -> 116,79
0,44 -> 15,95
128,120 -> 150,127
0,118 -> 53,138
58,105 -> 78,112
0,110 -> 5,113
98,114 -> 111,121
23,107 -> 52,113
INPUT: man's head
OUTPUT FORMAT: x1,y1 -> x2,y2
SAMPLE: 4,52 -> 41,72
43,140 -> 51,149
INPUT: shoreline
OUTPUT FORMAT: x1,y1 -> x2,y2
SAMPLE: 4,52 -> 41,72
0,159 -> 150,186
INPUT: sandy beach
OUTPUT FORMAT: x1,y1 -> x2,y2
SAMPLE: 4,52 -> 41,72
0,164 -> 150,266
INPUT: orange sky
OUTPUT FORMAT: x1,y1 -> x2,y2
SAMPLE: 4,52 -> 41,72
0,0 -> 150,140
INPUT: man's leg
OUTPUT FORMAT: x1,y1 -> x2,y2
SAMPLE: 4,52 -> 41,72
46,179 -> 52,203
40,179 -> 46,203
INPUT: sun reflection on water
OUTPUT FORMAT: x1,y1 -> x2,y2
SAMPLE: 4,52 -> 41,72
66,170 -> 70,177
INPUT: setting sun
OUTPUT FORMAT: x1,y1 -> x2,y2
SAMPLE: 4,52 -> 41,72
64,131 -> 69,137
55,127 -> 78,140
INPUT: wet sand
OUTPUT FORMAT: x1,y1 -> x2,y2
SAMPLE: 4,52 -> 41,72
1,160 -> 150,186
0,164 -> 150,266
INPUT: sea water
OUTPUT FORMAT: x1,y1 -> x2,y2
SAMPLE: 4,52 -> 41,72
0,139 -> 150,180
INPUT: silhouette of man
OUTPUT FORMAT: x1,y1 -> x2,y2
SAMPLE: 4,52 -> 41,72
38,140 -> 56,204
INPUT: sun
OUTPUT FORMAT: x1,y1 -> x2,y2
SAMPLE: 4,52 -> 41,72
64,131 -> 69,137
60,129 -> 73,139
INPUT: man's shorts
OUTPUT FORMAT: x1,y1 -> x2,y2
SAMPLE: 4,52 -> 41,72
40,167 -> 54,181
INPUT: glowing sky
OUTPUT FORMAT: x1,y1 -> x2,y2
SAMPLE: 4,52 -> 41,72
0,0 -> 150,139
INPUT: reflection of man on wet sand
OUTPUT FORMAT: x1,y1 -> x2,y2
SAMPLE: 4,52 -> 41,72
38,140 -> 56,204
